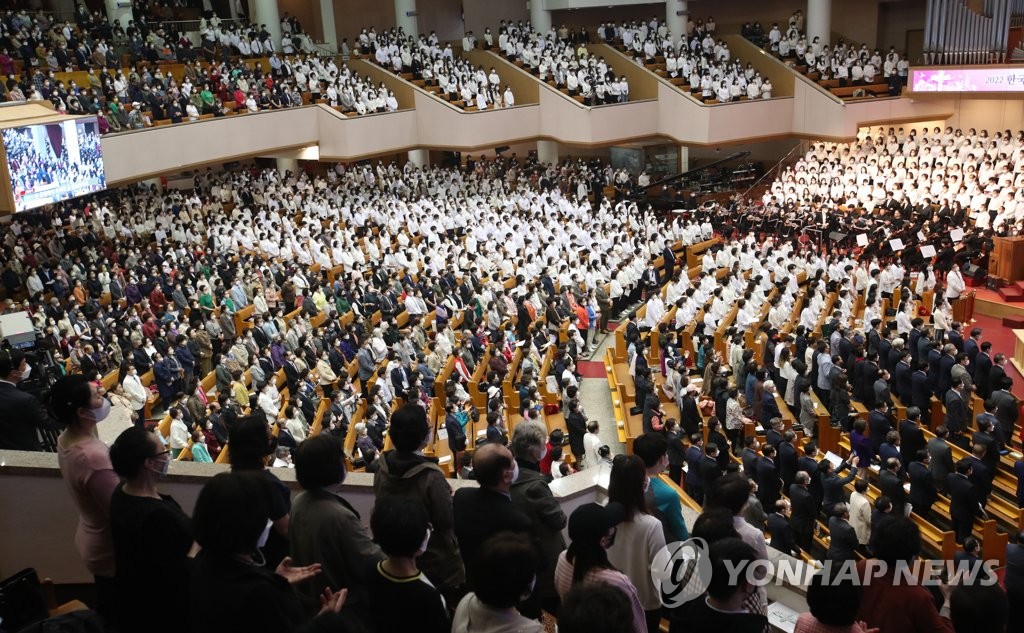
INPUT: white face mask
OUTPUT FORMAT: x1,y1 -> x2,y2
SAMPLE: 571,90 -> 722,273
81,398 -> 112,424
538,444 -> 547,462
257,518 -> 273,550
643,477 -> 651,493
19,363 -> 31,381
416,527 -> 432,557
150,453 -> 170,477
511,460 -> 520,483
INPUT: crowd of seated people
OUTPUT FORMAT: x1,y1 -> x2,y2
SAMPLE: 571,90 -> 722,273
497,21 -> 630,106
359,26 -> 515,111
610,18 -> 773,102
741,11 -> 910,98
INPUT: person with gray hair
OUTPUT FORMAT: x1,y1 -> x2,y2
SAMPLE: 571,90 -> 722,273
508,421 -> 567,618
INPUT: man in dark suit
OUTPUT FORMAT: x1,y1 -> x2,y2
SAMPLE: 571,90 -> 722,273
909,449 -> 938,519
991,376 -> 1020,444
868,400 -> 893,456
964,328 -> 981,367
949,459 -> 979,544
700,443 -> 724,505
453,444 -> 532,568
989,354 -> 1008,397
973,417 -> 1001,477
898,407 -> 927,471
947,322 -> 965,353
756,445 -> 782,511
826,503 -> 860,562
973,342 -> 993,398
768,499 -> 799,557
928,425 -> 956,493
777,430 -> 798,492
892,350 -> 912,402
789,471 -> 817,552
661,239 -> 676,282
764,417 -> 784,450
0,350 -> 61,451
797,442 -> 824,512
821,455 -> 860,516
878,457 -> 908,516
684,434 -> 705,504
760,381 -> 783,426
937,343 -> 957,397
741,436 -> 761,480
910,363 -> 932,411
944,378 -> 970,437
967,444 -> 992,508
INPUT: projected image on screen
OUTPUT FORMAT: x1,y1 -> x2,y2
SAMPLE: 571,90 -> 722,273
2,117 -> 105,212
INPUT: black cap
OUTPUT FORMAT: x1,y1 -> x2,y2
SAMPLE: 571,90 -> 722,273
568,502 -> 625,544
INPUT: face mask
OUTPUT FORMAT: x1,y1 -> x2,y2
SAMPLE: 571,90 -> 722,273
81,398 -> 112,424
416,527 -> 432,557
521,575 -> 537,602
150,454 -> 170,477
643,477 -> 651,493
16,363 -> 30,381
256,518 -> 273,550
511,460 -> 520,483
538,444 -> 547,462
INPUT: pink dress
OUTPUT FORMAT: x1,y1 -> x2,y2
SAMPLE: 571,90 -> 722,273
57,436 -> 120,578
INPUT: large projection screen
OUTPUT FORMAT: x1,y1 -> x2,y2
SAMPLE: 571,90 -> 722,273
1,116 -> 105,212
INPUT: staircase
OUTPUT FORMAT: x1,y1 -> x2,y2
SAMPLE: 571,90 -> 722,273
996,280 -> 1024,302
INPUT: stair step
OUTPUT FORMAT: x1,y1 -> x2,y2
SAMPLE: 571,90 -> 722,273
1015,281 -> 1024,291
997,286 -> 1024,302
1003,316 -> 1024,329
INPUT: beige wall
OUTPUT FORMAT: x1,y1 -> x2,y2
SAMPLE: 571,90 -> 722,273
942,97 -> 1024,131
102,106 -> 319,185
833,0 -> 881,48
332,0 -> 396,48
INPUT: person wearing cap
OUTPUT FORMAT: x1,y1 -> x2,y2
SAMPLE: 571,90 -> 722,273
555,502 -> 646,633
373,404 -> 466,606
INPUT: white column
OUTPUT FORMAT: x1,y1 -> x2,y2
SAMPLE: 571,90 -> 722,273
276,157 -> 298,177
250,0 -> 282,51
678,145 -> 689,172
529,0 -> 551,35
407,149 -> 429,168
537,140 -> 558,165
319,0 -> 338,52
806,0 -> 831,47
395,0 -> 419,38
105,0 -> 133,28
666,0 -> 688,39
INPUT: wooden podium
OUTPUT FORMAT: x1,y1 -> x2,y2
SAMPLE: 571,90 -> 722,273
990,237 -> 1024,283
951,292 -> 975,323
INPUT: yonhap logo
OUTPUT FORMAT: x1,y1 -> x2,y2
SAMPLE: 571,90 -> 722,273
650,538 -> 712,607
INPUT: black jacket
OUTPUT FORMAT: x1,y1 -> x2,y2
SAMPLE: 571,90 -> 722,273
908,460 -> 937,511
756,457 -> 782,509
789,484 -> 816,541
826,517 -> 859,562
0,382 -> 60,451
878,468 -> 907,515
453,486 -> 532,569
768,512 -> 798,556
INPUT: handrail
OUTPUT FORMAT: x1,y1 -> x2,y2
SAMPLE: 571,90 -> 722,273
742,139 -> 808,198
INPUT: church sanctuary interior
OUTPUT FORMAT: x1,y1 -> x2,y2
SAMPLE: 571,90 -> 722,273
5,0 -> 1024,631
